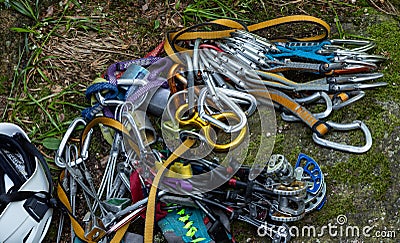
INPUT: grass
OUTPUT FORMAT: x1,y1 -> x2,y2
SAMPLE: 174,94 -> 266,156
327,1 -> 345,38
182,0 -> 252,25
0,0 -> 98,160
6,0 -> 40,22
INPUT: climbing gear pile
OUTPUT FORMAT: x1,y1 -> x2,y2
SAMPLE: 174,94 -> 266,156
53,15 -> 386,243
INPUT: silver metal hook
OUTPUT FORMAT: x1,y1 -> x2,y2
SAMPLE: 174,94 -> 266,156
217,88 -> 257,117
197,87 -> 247,133
121,111 -> 148,156
55,117 -> 87,168
312,120 -> 372,153
329,39 -> 376,52
332,91 -> 365,110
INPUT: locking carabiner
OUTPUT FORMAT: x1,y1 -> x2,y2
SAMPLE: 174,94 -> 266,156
312,120 -> 372,153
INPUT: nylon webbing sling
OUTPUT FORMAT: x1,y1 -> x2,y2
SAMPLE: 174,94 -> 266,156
144,138 -> 196,243
164,15 -> 331,57
250,89 -> 330,137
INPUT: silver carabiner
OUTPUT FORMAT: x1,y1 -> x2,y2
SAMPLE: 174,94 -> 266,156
332,91 -> 365,110
55,117 -> 88,168
312,120 -> 372,153
197,87 -> 247,133
217,88 -> 257,116
232,30 -> 280,52
121,110 -> 148,156
281,92 -> 332,121
332,72 -> 384,83
95,92 -> 125,107
343,59 -> 377,70
333,52 -> 387,63
319,39 -> 375,54
201,49 -> 247,88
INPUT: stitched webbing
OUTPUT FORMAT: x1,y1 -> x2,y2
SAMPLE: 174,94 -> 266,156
144,138 -> 196,243
165,15 -> 331,57
252,89 -> 330,136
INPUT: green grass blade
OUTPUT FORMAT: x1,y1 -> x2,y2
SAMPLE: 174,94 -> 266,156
10,27 -> 37,34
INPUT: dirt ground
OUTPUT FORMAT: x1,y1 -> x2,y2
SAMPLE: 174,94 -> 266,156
0,0 -> 399,242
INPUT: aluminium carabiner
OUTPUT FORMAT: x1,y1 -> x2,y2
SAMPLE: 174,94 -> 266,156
197,87 -> 247,133
217,88 -> 257,116
331,91 -> 365,110
55,117 -> 88,168
325,39 -> 376,53
312,120 -> 372,153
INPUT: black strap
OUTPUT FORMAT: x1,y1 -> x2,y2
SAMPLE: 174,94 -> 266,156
0,190 -> 38,205
0,190 -> 51,215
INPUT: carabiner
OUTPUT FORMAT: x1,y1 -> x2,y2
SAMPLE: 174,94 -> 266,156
205,56 -> 246,88
198,87 -> 247,133
333,82 -> 387,92
328,72 -> 384,83
333,52 -> 387,63
328,39 -> 376,52
331,59 -> 377,74
312,120 -> 372,153
281,92 -> 332,122
331,91 -> 365,110
121,111 -> 148,156
55,117 -> 88,168
95,92 -> 125,107
232,30 -> 279,53
217,88 -> 257,116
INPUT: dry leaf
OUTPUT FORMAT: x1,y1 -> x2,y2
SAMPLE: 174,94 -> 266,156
45,6 -> 54,17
